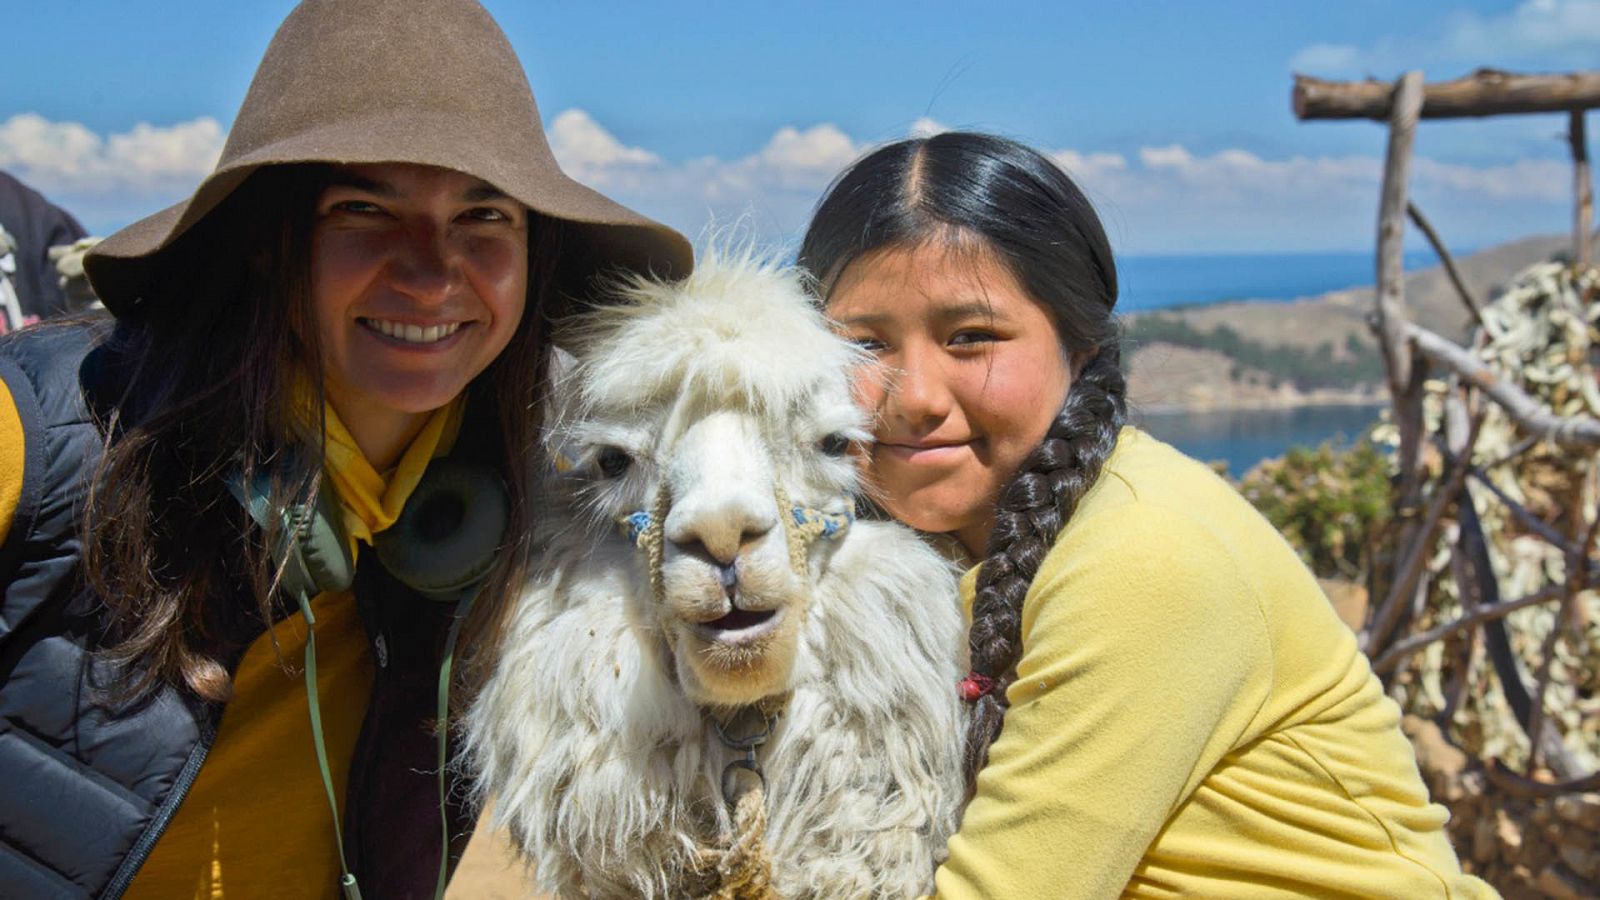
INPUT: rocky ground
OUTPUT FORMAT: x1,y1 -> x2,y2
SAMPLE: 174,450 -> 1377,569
1409,716 -> 1600,899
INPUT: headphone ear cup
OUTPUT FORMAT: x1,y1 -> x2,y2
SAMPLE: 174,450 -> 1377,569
227,467 -> 355,599
294,482 -> 356,595
374,458 -> 509,602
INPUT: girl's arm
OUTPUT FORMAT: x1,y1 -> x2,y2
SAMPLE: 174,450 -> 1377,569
931,501 -> 1274,899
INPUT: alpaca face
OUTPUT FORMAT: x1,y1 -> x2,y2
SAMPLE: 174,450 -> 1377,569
656,409 -> 814,705
550,258 -> 871,708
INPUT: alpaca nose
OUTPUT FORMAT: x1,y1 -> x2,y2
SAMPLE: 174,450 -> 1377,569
665,490 -> 776,567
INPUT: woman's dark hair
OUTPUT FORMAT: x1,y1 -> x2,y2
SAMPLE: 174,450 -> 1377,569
82,164 -> 561,703
797,132 -> 1127,795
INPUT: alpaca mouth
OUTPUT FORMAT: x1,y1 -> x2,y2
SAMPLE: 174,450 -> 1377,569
694,606 -> 781,645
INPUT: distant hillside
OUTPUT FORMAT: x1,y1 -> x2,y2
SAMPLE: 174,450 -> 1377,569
1124,233 -> 1593,412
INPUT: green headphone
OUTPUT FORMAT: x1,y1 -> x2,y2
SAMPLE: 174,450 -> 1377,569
228,456 -> 508,604
227,456 -> 508,900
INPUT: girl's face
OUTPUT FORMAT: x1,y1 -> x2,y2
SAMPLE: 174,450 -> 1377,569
827,241 -> 1076,558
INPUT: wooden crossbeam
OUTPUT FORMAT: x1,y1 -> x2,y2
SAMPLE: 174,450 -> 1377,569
1294,68 -> 1600,121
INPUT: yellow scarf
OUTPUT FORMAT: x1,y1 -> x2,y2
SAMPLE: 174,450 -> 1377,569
320,399 -> 465,559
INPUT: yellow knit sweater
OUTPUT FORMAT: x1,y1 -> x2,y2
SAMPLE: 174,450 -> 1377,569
932,428 -> 1497,899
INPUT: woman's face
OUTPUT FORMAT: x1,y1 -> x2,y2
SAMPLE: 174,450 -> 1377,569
310,162 -> 528,460
827,242 -> 1075,558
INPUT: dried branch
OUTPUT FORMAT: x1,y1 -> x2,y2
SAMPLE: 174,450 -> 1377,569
1529,487 -> 1600,773
1468,468 -> 1581,552
1406,202 -> 1486,328
1364,407 -> 1479,656
1483,435 -> 1540,471
1372,584 -> 1566,674
1525,594 -> 1572,773
1574,111 -> 1593,269
1486,758 -> 1600,799
1408,323 -> 1600,447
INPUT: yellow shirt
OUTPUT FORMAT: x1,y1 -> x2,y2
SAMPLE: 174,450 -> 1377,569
105,400 -> 459,900
934,428 -> 1496,899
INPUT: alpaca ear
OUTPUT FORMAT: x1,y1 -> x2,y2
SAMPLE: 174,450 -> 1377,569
542,345 -> 582,474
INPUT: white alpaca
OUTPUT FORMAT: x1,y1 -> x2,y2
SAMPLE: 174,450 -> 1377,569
464,252 -> 967,899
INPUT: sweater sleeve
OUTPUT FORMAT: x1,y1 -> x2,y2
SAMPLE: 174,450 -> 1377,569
0,377 -> 22,540
931,501 -> 1274,899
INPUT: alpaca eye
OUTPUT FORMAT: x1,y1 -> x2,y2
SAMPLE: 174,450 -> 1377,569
818,433 -> 851,457
595,446 -> 632,478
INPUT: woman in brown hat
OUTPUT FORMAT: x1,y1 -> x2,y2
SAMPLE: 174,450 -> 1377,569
0,1 -> 688,897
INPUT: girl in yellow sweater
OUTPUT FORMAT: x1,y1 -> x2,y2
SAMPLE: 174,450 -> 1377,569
799,132 -> 1497,898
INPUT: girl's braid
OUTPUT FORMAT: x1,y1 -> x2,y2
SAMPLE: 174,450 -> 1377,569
962,345 -> 1127,793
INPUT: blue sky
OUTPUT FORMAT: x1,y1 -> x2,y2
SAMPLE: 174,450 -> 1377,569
4,0 -> 1597,255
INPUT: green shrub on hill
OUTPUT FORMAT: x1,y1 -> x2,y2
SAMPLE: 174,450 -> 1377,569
1236,439 -> 1391,579
1127,315 -> 1382,390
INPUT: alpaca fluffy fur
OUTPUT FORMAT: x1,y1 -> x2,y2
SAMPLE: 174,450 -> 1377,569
463,251 -> 966,898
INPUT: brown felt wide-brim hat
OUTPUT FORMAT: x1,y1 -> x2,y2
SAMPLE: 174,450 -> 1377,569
85,0 -> 691,316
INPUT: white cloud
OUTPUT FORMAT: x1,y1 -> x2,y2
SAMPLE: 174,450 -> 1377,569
1290,0 -> 1600,75
541,110 -> 867,241
547,109 -> 660,181
1441,0 -> 1600,58
1288,43 -> 1366,74
6,107 -> 1574,253
1050,149 -> 1129,183
0,113 -> 223,193
754,124 -> 861,189
542,110 -> 1572,254
1412,156 -> 1569,201
0,113 -> 226,233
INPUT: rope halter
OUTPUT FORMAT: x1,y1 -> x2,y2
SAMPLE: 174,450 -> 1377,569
616,486 -> 854,600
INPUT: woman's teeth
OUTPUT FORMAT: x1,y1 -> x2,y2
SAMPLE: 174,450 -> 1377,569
362,318 -> 463,344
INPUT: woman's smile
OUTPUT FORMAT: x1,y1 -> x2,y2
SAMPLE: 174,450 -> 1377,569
356,316 -> 470,346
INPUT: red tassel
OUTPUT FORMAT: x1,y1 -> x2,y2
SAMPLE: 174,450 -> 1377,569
958,672 -> 995,703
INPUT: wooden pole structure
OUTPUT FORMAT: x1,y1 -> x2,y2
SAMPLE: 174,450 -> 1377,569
1294,69 -> 1600,121
1363,71 -> 1427,655
1573,111 -> 1593,269
1375,72 -> 1425,422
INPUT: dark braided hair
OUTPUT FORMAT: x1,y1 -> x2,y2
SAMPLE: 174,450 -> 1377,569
798,131 -> 1126,796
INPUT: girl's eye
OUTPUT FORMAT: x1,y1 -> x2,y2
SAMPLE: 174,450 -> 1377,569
595,446 -> 632,478
817,433 -> 851,457
850,336 -> 887,353
464,206 -> 512,223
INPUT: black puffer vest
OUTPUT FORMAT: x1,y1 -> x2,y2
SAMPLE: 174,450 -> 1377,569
0,322 -> 478,899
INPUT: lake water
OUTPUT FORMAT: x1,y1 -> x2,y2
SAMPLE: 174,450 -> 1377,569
1117,250 -> 1437,312
1132,403 -> 1384,477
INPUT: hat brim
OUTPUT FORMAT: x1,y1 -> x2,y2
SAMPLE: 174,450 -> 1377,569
86,120 -> 691,316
